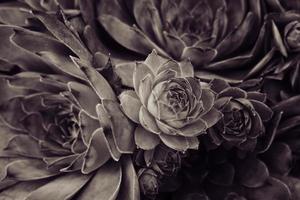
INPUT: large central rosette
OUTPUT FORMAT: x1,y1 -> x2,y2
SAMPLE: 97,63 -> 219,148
119,51 -> 222,151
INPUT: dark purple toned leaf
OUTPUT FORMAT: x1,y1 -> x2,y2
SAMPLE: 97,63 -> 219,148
244,178 -> 291,200
235,158 -> 269,188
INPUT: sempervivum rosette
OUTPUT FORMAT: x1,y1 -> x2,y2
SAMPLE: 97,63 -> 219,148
260,1 -> 300,94
119,50 -> 223,151
0,9 -> 139,200
96,0 -> 264,71
134,144 -> 184,199
205,79 -> 273,152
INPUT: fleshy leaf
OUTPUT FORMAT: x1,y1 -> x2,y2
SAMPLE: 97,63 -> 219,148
217,87 -> 247,98
256,112 -> 282,153
179,60 -> 194,78
71,56 -> 117,101
144,49 -> 166,74
201,89 -> 215,114
156,59 -> 181,75
277,115 -> 300,135
102,100 -> 135,153
82,128 -> 111,174
271,20 -> 288,57
3,135 -> 43,158
245,177 -> 291,200
209,79 -> 230,93
159,134 -> 190,151
0,78 -> 32,105
139,74 -> 153,107
33,11 -> 92,62
119,90 -> 142,123
153,69 -> 177,86
236,158 -> 269,188
273,95 -> 300,117
247,92 -> 267,102
133,0 -> 164,47
250,99 -> 273,122
181,46 -> 217,66
22,113 -> 48,140
156,120 -> 179,135
139,106 -> 161,134
178,119 -> 208,137
0,125 -> 22,151
261,142 -> 292,175
0,7 -> 33,26
40,51 -> 86,81
0,97 -> 27,131
0,26 -> 55,73
135,126 -> 160,150
77,161 -> 122,200
68,81 -> 99,117
216,12 -> 255,58
201,108 -> 223,128
79,110 -> 100,145
117,156 -> 140,200
0,180 -> 47,200
25,173 -> 92,200
114,62 -> 135,88
186,137 -> 200,150
164,32 -> 185,60
2,159 -> 59,181
133,62 -> 153,97
98,14 -> 168,57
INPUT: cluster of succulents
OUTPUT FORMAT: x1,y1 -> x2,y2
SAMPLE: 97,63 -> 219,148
0,0 -> 300,200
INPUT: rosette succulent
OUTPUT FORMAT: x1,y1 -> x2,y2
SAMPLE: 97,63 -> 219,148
134,144 -> 185,200
135,144 -> 182,177
265,0 -> 300,54
205,79 -> 273,152
119,50 -> 222,151
260,1 -> 300,93
0,8 -> 139,200
96,0 -> 264,72
138,168 -> 160,199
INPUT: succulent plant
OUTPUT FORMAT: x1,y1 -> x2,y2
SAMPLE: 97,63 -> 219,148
0,6 -> 138,200
1,0 -> 300,200
96,0 -> 265,72
259,2 -> 300,94
119,50 -> 222,151
138,168 -> 160,199
205,79 -> 273,152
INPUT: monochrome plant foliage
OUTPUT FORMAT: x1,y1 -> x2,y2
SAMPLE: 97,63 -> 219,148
0,0 -> 299,200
